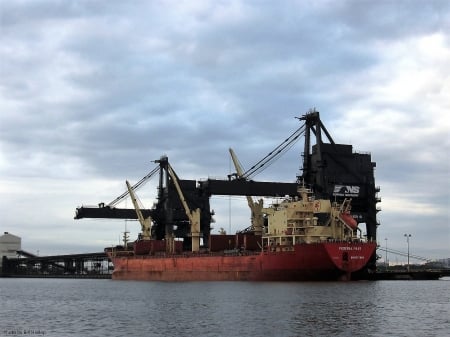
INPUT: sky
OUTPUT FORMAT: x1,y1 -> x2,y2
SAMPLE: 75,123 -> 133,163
1,0 -> 449,263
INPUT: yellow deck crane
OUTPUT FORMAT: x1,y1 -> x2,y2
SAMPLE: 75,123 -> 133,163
229,148 -> 264,236
167,163 -> 201,252
126,180 -> 152,240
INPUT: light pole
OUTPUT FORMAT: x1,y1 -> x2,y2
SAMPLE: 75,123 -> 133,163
404,234 -> 411,271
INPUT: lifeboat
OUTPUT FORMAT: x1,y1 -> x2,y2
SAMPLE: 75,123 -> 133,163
339,212 -> 358,230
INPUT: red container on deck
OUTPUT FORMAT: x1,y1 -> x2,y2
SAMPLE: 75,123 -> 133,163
151,240 -> 166,252
209,235 -> 235,251
174,241 -> 183,253
244,235 -> 261,251
134,240 -> 152,255
235,234 -> 244,249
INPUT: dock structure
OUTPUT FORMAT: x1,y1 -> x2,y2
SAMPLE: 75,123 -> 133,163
1,251 -> 112,278
1,250 -> 448,280
367,269 -> 450,280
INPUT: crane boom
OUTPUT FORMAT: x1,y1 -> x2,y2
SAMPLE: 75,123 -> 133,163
229,148 -> 264,235
229,148 -> 257,209
167,164 -> 201,252
126,180 -> 152,240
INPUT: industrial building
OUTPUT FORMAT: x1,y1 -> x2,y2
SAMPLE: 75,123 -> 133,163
0,232 -> 21,268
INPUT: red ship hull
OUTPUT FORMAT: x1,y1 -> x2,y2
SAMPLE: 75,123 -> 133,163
108,242 -> 376,281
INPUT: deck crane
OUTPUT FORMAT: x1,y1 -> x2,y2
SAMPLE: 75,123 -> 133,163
167,163 -> 201,252
229,148 -> 264,236
126,180 -> 152,240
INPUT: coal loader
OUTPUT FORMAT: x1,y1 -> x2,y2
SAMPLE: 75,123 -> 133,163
75,110 -> 380,281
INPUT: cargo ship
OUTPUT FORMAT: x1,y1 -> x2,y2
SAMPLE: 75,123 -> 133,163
105,184 -> 376,281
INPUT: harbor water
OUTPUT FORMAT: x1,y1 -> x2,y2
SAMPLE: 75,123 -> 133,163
1,278 -> 449,337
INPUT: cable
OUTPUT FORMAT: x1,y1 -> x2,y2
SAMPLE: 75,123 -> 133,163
107,165 -> 159,207
377,246 -> 431,262
243,125 -> 305,179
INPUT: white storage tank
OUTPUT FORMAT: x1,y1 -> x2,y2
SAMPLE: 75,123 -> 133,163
0,232 -> 21,268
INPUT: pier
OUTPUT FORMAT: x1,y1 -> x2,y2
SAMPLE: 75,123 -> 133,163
368,269 -> 450,280
1,251 -> 112,278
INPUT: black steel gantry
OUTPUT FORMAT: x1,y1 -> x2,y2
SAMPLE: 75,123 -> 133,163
75,110 -> 380,269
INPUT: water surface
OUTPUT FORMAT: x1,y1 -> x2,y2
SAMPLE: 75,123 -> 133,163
1,278 -> 449,336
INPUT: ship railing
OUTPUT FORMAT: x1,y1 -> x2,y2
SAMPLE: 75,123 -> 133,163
264,238 -> 370,246
324,238 -> 371,244
132,250 -> 262,259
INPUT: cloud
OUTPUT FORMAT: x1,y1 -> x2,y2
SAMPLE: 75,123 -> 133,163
1,0 -> 449,259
